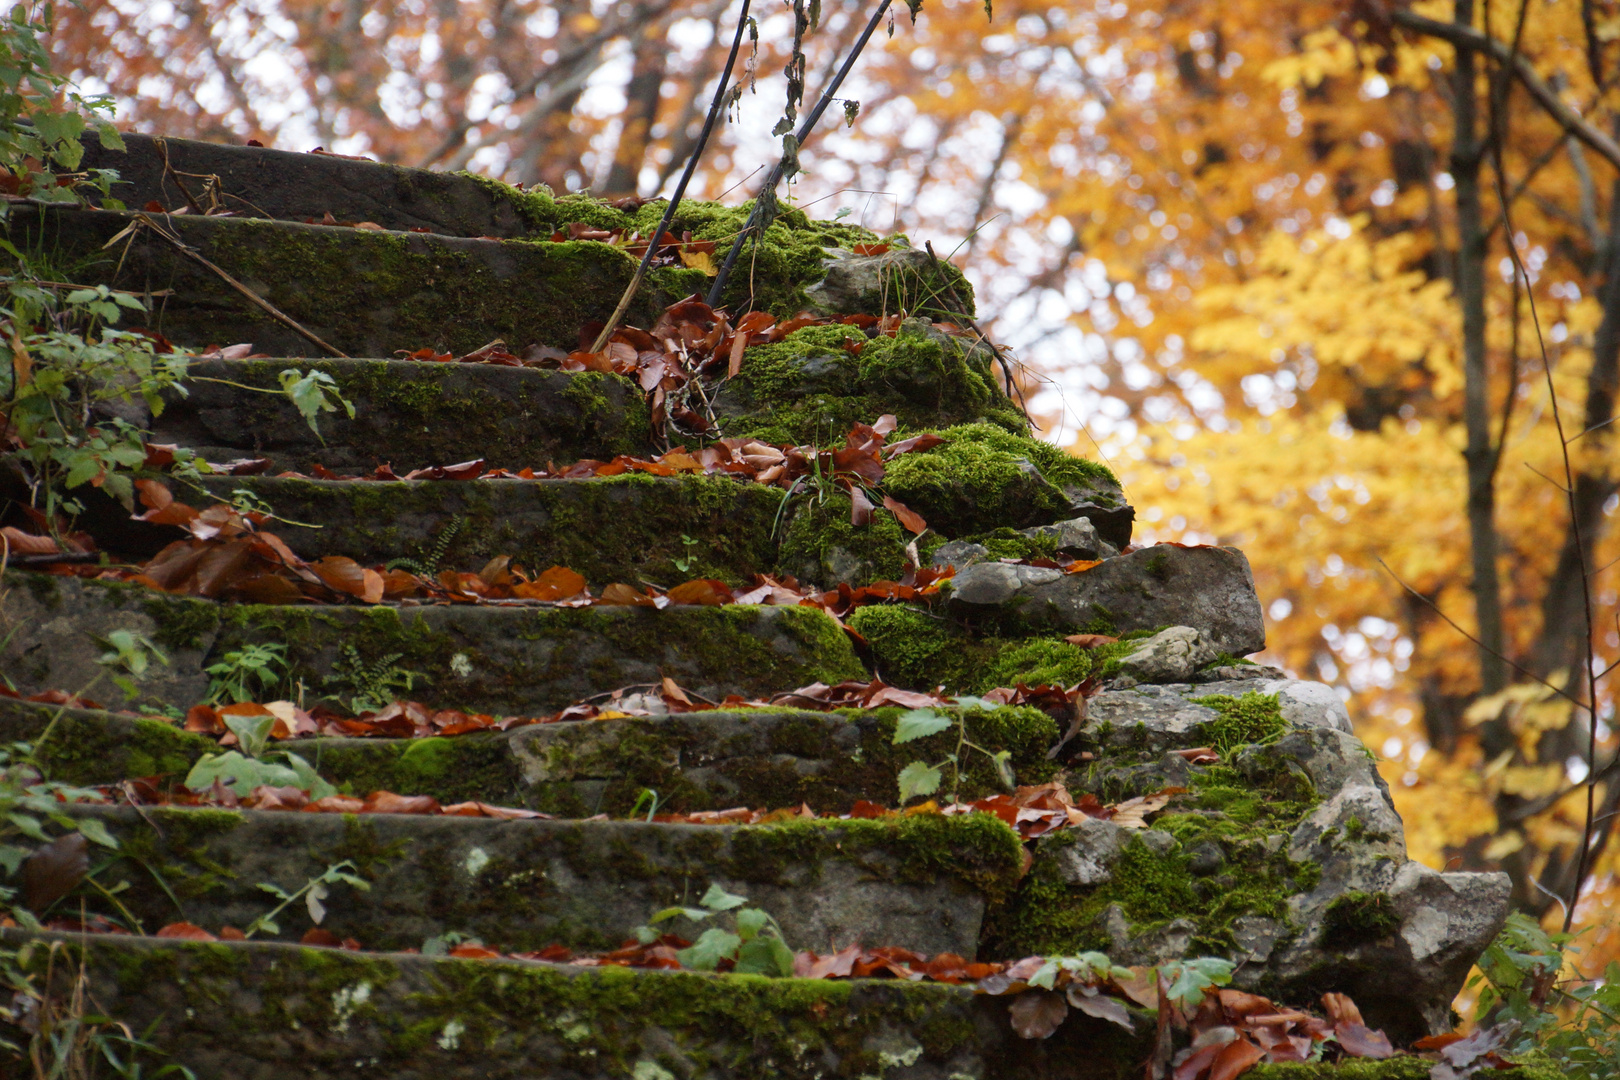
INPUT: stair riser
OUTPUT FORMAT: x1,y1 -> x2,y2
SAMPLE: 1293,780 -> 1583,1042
7,932 -> 1152,1080
0,701 -> 1058,818
189,474 -> 783,587
156,359 -> 651,472
2,573 -> 865,716
59,806 -> 1005,956
12,204 -> 694,356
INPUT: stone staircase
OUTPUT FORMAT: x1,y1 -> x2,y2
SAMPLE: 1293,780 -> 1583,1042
0,133 -> 1512,1078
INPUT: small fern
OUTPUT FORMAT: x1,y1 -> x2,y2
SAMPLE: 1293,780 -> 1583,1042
385,516 -> 463,576
321,644 -> 429,714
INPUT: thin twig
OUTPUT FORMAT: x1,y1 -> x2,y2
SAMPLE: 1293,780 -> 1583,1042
119,213 -> 348,358
588,0 -> 754,354
1374,557 -> 1589,713
707,0 -> 896,309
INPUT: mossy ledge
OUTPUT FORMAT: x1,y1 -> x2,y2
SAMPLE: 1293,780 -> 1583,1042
8,930 -> 1170,1079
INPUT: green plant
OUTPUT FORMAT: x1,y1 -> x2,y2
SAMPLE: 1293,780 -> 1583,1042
320,644 -> 428,715
673,535 -> 699,574
94,631 -> 166,702
243,859 -> 368,939
636,883 -> 795,977
891,698 -> 1016,805
0,2 -> 125,210
0,940 -> 196,1078
384,517 -> 463,576
0,274 -> 351,532
1463,912 -> 1620,1077
202,643 -> 285,705
182,711 -> 336,800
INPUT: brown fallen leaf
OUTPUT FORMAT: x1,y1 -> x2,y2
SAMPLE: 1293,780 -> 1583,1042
23,832 -> 89,911
1009,989 -> 1069,1039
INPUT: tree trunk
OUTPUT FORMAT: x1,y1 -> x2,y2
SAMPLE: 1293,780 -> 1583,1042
601,21 -> 670,198
1452,0 -> 1508,694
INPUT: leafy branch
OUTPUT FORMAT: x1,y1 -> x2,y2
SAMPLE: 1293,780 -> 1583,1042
892,698 -> 1015,805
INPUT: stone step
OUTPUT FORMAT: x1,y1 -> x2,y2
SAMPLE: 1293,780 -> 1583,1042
943,543 -> 1265,654
152,357 -> 651,473
6,930 -> 1149,1080
188,474 -> 781,586
0,698 -> 1058,817
11,202 -> 691,357
73,131 -> 936,321
2,572 -> 864,717
81,131 -> 563,239
48,803 -> 1021,956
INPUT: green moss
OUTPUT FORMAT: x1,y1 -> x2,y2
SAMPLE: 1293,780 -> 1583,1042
717,324 -> 1023,445
776,493 -> 909,587
1192,692 -> 1289,755
986,747 -> 1323,960
34,934 -> 1074,1079
846,605 -> 971,689
198,597 -> 864,717
847,604 -> 1144,694
139,593 -> 221,652
0,702 -> 218,786
1320,891 -> 1400,947
884,423 -> 1116,536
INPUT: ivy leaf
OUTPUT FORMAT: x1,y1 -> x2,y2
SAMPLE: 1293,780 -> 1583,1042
73,817 -> 118,850
700,883 -> 749,913
897,761 -> 942,803
893,708 -> 953,744
734,907 -> 770,942
224,712 -> 275,758
1159,957 -> 1234,1009
676,927 -> 741,971
734,935 -> 795,977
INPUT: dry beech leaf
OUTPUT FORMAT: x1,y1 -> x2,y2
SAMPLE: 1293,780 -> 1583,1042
23,832 -> 89,911
1008,989 -> 1068,1039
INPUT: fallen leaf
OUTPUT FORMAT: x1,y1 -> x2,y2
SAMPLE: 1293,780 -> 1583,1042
23,832 -> 89,911
1009,990 -> 1069,1039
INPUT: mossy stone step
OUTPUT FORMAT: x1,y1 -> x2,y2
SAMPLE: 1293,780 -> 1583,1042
81,131 -> 562,239
54,804 -> 1021,956
0,699 -> 1056,818
1,572 -> 864,716
170,474 -> 783,587
11,203 -> 697,357
508,705 -> 1060,817
6,930 -> 1167,1080
151,357 -> 650,473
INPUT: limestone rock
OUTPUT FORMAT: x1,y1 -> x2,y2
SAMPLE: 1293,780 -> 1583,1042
804,247 -> 975,319
1020,516 -> 1118,560
944,544 -> 1265,655
1115,626 -> 1223,684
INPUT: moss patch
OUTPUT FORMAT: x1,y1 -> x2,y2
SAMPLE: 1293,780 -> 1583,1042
884,423 -> 1116,536
776,494 -> 909,587
1192,692 -> 1289,756
715,323 -> 1024,446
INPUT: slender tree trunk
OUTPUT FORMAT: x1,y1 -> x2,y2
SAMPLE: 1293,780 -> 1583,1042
602,21 -> 670,198
1531,161 -> 1620,682
1452,0 -> 1508,693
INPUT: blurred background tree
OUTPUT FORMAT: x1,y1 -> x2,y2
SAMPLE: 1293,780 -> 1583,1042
40,0 -> 1620,970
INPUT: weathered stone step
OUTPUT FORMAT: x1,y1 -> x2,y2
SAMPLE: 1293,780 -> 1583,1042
81,131 -> 561,239
73,132 -> 957,324
7,930 -> 1151,1080
50,804 -> 1019,956
0,698 -> 1057,817
170,474 -> 782,586
944,543 -> 1265,653
2,572 -> 864,716
10,202 -> 694,357
152,357 -> 651,472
